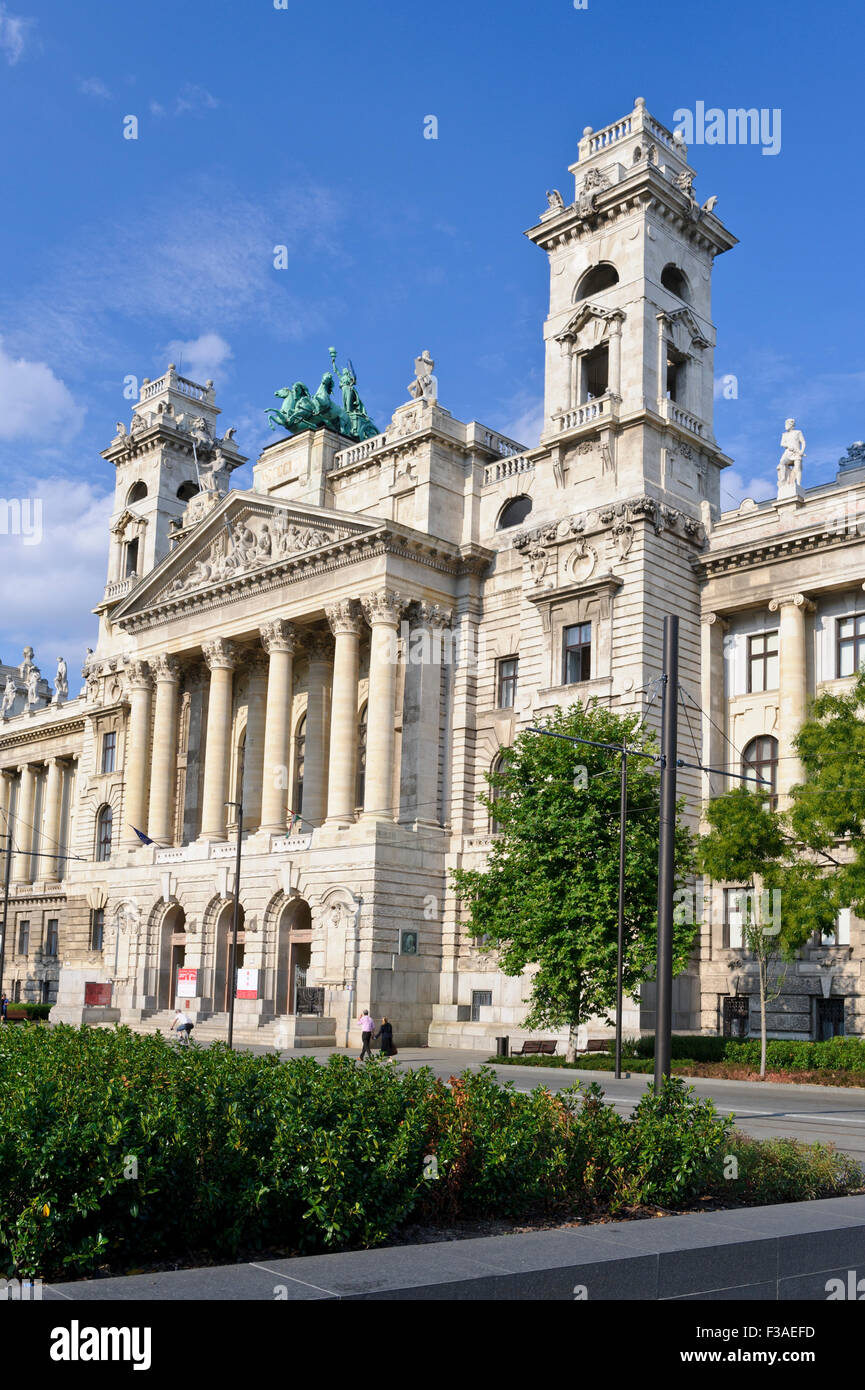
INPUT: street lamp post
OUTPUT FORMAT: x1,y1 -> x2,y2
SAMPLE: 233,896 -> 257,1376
224,800 -> 243,1051
0,832 -> 12,1016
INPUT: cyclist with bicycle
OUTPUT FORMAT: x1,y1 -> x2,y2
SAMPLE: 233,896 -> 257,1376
171,1008 -> 194,1045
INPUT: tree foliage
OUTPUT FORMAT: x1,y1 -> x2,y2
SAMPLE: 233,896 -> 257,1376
451,703 -> 696,1053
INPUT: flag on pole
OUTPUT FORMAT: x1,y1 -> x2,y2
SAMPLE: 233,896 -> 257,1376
130,826 -> 154,846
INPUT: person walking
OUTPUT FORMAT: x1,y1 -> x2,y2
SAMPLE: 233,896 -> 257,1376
1,995 -> 7,1023
357,1008 -> 375,1060
375,1016 -> 396,1058
171,1008 -> 193,1046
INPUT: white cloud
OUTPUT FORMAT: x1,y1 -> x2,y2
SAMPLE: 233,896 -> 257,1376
149,100 -> 166,118
0,477 -> 110,673
0,338 -> 84,441
0,4 -> 31,65
719,466 -> 776,510
501,394 -> 544,448
164,331 -> 232,385
175,84 -> 218,116
78,77 -> 110,99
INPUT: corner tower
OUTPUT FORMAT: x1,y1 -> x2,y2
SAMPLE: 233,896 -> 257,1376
526,97 -> 737,519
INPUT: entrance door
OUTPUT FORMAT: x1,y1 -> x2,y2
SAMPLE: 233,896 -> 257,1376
288,941 -> 311,1013
816,997 -> 845,1039
722,996 -> 749,1039
224,938 -> 245,1011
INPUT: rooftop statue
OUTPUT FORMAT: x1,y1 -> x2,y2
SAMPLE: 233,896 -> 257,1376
777,416 -> 805,497
266,349 -> 379,442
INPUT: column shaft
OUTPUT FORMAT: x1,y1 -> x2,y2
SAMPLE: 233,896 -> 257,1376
326,603 -> 362,826
147,657 -> 181,845
770,594 -> 813,801
241,659 -> 268,831
199,640 -> 236,841
41,758 -> 64,880
700,614 -> 727,803
361,592 -> 407,822
259,622 -> 297,834
12,765 -> 36,882
121,663 -> 153,847
302,638 -> 332,829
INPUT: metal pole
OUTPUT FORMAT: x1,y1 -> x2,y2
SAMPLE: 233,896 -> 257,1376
0,832 -> 12,1016
226,803 -> 243,1051
614,742 -> 627,1079
654,615 -> 679,1091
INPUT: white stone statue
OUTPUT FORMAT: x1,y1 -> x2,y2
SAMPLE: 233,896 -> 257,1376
778,417 -> 806,496
53,657 -> 68,704
18,646 -> 35,682
408,349 -> 437,403
26,667 -> 40,707
1,675 -> 16,718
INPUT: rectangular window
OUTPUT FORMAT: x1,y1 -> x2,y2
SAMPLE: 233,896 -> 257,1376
837,614 -> 865,678
581,344 -> 609,401
471,990 -> 493,1023
821,908 -> 851,948
723,888 -> 749,950
816,997 -> 845,1040
496,657 -> 519,709
666,346 -> 686,402
17,921 -> 29,956
101,731 -> 116,775
46,919 -> 58,956
722,995 -> 749,1039
90,908 -> 104,952
563,622 -> 592,685
747,630 -> 779,693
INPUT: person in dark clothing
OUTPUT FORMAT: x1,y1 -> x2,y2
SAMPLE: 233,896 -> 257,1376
375,1017 -> 396,1057
0,995 -> 7,1022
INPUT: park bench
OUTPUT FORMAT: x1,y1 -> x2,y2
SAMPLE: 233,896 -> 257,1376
513,1040 -> 557,1057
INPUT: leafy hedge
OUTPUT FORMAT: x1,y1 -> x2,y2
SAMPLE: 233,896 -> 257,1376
0,1026 -> 861,1281
727,1036 -> 865,1072
616,1034 -> 730,1062
4,1003 -> 51,1021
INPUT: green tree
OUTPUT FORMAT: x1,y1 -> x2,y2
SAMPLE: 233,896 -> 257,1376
697,787 -> 834,1077
790,669 -> 865,914
451,703 -> 695,1061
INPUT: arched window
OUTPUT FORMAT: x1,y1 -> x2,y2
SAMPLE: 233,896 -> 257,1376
293,715 -> 306,818
356,703 -> 367,809
497,495 -> 533,530
96,805 -> 113,862
124,536 -> 139,577
489,753 -> 508,834
177,481 -> 199,502
661,264 -> 690,302
575,262 -> 619,300
742,736 -> 778,806
126,481 -> 147,505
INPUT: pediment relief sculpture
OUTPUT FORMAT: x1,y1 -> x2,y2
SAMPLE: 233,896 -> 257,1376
163,510 -> 341,599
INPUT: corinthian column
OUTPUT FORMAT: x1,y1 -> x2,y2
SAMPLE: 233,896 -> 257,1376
241,655 -> 268,831
325,600 -> 363,827
12,763 -> 36,882
0,770 -> 13,842
41,757 -> 65,880
361,590 -> 408,821
400,602 -> 452,827
700,613 -> 727,803
199,638 -> 236,840
259,620 -> 298,834
301,633 -> 333,829
120,661 -> 153,847
768,593 -> 814,800
147,654 -> 181,845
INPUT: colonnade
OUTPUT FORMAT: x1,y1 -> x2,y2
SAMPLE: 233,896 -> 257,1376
0,757 -> 71,883
122,591 -> 451,847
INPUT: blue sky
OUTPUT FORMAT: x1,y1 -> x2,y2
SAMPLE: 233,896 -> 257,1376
1,0 -> 863,674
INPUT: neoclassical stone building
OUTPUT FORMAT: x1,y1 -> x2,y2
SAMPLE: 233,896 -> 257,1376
1,98 -> 862,1046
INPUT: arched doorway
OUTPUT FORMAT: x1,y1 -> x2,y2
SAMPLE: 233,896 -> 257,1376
275,897 -> 312,1015
214,902 -> 246,1012
157,904 -> 186,1010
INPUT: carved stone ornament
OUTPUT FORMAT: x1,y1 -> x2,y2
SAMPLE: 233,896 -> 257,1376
165,511 -> 338,598
260,619 -> 298,655
577,167 -> 611,218
151,653 -> 181,682
611,521 -> 634,560
202,638 -> 236,672
526,542 -> 548,586
326,599 -> 364,637
360,590 -> 408,628
567,539 -> 598,584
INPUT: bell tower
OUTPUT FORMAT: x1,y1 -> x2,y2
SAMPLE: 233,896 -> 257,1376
527,97 -> 737,519
95,366 -> 246,631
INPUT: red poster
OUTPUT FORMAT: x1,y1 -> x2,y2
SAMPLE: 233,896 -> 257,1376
84,982 -> 112,1007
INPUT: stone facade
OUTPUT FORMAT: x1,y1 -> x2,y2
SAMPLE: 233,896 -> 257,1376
0,99 -> 861,1047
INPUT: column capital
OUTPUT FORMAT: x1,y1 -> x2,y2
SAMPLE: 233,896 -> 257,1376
151,653 -> 181,683
768,593 -> 815,614
125,659 -> 152,690
326,599 -> 363,638
413,600 -> 453,631
260,619 -> 298,655
700,611 -> 727,629
202,637 -> 236,671
304,631 -> 333,664
361,589 -> 409,628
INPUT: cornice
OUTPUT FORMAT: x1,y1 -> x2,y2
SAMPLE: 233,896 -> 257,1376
0,716 -> 86,754
695,522 -> 865,579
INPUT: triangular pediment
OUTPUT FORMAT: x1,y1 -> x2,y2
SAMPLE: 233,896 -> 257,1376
556,302 -> 625,348
112,491 -> 384,620
666,306 -> 709,353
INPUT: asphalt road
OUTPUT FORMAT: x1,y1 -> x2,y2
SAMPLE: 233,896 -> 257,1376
233,1039 -> 865,1161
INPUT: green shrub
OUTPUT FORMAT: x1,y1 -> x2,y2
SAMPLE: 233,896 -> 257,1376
723,1036 -> 865,1072
635,1034 -> 728,1062
0,1027 -> 861,1281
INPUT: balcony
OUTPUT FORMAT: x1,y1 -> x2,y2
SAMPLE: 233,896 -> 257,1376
553,393 -> 618,435
483,454 -> 535,486
660,398 -> 705,438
